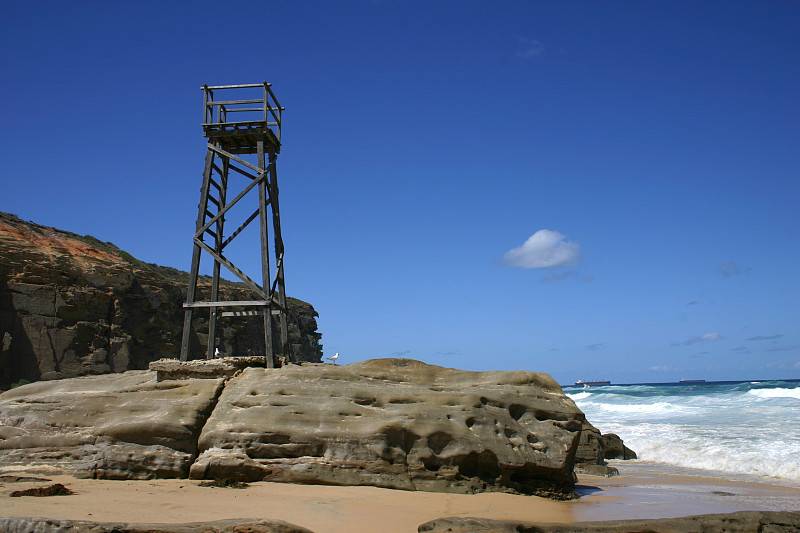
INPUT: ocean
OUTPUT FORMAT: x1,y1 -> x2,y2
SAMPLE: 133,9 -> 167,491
564,379 -> 800,488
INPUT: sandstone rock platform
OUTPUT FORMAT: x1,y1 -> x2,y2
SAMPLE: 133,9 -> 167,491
0,371 -> 223,479
0,358 -> 595,499
190,358 -> 583,498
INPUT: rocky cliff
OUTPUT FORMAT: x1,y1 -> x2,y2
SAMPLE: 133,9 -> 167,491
0,212 -> 322,388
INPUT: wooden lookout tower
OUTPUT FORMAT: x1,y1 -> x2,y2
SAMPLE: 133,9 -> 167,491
179,82 -> 288,367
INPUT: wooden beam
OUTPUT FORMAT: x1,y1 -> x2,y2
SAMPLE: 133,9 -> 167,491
193,239 -> 267,299
184,300 -> 270,308
207,98 -> 264,106
228,162 -> 260,181
221,310 -> 263,317
203,83 -> 270,90
207,144 -> 262,174
222,208 -> 259,249
195,167 -> 265,238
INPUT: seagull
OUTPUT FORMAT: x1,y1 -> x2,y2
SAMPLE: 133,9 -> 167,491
214,347 -> 220,358
327,352 -> 340,365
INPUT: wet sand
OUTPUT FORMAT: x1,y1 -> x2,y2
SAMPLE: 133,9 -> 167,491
1,465 -> 798,533
573,461 -> 800,522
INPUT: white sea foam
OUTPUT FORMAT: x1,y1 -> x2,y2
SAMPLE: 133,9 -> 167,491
573,380 -> 800,483
578,400 -> 686,417
748,388 -> 800,400
566,391 -> 593,401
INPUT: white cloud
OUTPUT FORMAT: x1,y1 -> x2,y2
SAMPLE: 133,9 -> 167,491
502,230 -> 581,269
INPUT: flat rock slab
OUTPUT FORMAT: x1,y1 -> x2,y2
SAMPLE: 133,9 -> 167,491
149,357 -> 268,381
418,511 -> 800,532
192,358 -> 583,498
0,371 -> 223,479
0,518 -> 314,533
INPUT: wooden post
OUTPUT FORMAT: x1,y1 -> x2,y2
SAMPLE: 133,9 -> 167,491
207,154 -> 229,359
180,148 -> 216,361
269,150 -> 290,360
257,139 -> 275,367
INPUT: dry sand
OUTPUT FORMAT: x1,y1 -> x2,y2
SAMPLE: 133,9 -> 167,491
1,466 -> 799,533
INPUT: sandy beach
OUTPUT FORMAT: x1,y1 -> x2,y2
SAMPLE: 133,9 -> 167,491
2,463 -> 798,533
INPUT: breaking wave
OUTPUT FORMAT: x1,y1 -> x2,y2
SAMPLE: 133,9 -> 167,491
570,379 -> 800,483
748,388 -> 800,400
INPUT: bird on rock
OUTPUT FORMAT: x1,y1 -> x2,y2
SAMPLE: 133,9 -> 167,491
328,352 -> 340,365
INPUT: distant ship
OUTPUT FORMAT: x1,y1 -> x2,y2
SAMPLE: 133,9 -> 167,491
575,379 -> 611,387
679,378 -> 706,383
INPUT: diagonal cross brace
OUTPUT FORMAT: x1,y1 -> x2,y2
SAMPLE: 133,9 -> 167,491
193,237 -> 268,299
222,208 -> 260,250
195,167 -> 272,240
208,143 -> 262,174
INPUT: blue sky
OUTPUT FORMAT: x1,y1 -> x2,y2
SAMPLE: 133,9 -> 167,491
2,1 -> 799,384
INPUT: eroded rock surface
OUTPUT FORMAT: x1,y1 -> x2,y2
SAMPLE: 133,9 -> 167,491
0,371 -> 222,479
191,358 -> 584,499
149,356 -> 268,381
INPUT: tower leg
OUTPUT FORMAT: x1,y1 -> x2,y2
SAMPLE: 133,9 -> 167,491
180,147 -> 216,361
257,139 -> 275,368
269,150 -> 290,361
207,154 -> 229,359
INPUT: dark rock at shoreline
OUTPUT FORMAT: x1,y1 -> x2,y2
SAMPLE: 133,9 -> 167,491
418,510 -> 800,532
573,420 -> 635,476
601,432 -> 637,460
0,518 -> 314,533
575,420 -> 605,465
0,212 -> 323,388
